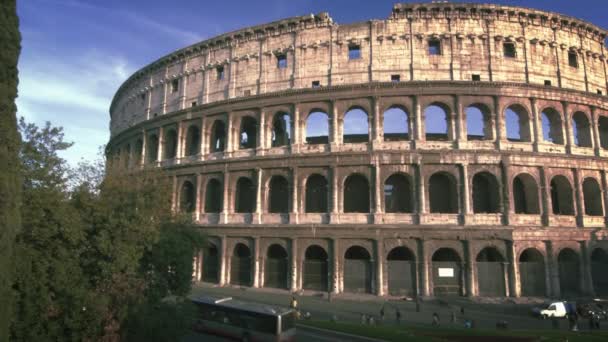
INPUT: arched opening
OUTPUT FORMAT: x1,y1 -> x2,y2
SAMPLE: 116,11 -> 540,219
343,246 -> 372,294
146,134 -> 158,163
425,103 -> 450,141
179,181 -> 196,213
466,104 -> 491,140
185,125 -> 200,156
541,108 -> 564,145
305,174 -> 328,213
384,173 -> 412,213
513,174 -> 540,214
591,248 -> 608,296
343,174 -> 370,213
383,106 -> 409,141
583,178 -> 603,216
134,139 -> 143,165
203,243 -> 220,283
264,244 -> 288,289
163,129 -> 177,159
599,116 -> 608,149
122,145 -> 131,168
472,172 -> 500,213
518,248 -> 546,297
387,247 -> 416,296
306,111 -> 329,144
550,175 -> 574,215
231,243 -> 252,286
343,107 -> 369,143
268,176 -> 289,213
572,112 -> 592,147
235,177 -> 255,213
505,105 -> 531,142
429,172 -> 458,213
558,248 -> 580,296
204,179 -> 223,213
271,112 -> 291,147
476,247 -> 506,296
303,245 -> 328,291
432,248 -> 462,296
210,120 -> 226,152
239,116 -> 258,149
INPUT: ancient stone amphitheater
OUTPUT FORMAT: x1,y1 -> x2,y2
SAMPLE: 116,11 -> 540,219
108,3 -> 608,298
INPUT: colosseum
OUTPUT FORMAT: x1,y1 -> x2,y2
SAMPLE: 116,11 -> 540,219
108,2 -> 608,298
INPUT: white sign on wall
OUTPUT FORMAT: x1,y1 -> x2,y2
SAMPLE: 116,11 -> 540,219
438,268 -> 454,277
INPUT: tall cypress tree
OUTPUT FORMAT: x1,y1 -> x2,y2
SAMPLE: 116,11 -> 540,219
0,0 -> 21,340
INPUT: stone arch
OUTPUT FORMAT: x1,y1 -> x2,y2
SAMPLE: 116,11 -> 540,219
210,120 -> 226,152
343,107 -> 369,143
429,172 -> 458,213
343,174 -> 370,213
384,173 -> 413,213
583,177 -> 603,216
305,174 -> 328,213
512,173 -> 540,214
466,103 -> 492,140
572,111 -> 592,147
343,246 -> 372,294
185,124 -> 200,156
540,107 -> 564,145
425,102 -> 451,141
518,248 -> 546,297
146,134 -> 159,163
472,171 -> 500,213
202,241 -> 220,283
268,175 -> 289,213
306,110 -> 329,144
163,128 -> 177,159
431,248 -> 463,296
599,115 -> 608,149
235,177 -> 255,213
303,245 -> 329,291
231,243 -> 252,286
271,112 -> 291,147
239,116 -> 258,149
179,180 -> 196,213
557,248 -> 581,296
204,178 -> 223,213
383,106 -> 409,141
122,144 -> 131,168
550,175 -> 574,215
134,138 -> 143,165
504,104 -> 531,142
591,248 -> 608,296
264,244 -> 289,289
387,246 -> 417,296
476,247 -> 506,297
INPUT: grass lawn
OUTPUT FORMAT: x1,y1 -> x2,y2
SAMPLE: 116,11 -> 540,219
299,319 -> 608,342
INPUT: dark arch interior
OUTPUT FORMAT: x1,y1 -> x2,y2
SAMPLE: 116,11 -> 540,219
476,247 -> 504,262
583,178 -> 603,216
432,248 -> 461,262
185,125 -> 200,156
205,179 -> 223,213
344,174 -> 370,213
472,172 -> 500,213
305,174 -> 328,213
269,176 -> 289,213
591,248 -> 608,262
180,181 -> 196,213
147,135 -> 158,163
345,246 -> 371,260
599,116 -> 608,150
234,243 -> 251,258
272,112 -> 291,147
211,120 -> 226,152
519,248 -> 544,263
429,172 -> 458,213
384,173 -> 412,213
163,129 -> 177,159
550,175 -> 574,215
387,247 -> 415,261
513,174 -> 540,214
240,116 -> 258,149
558,248 -> 579,263
134,139 -> 143,164
267,244 -> 288,259
235,177 -> 255,213
305,245 -> 328,260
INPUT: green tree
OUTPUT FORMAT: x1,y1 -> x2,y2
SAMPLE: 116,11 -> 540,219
0,0 -> 21,339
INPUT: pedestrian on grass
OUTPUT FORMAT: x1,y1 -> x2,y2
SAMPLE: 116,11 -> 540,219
396,308 -> 401,324
432,312 -> 440,326
380,305 -> 385,322
290,296 -> 298,310
451,311 -> 456,323
416,296 -> 421,313
361,314 -> 367,325
460,306 -> 465,315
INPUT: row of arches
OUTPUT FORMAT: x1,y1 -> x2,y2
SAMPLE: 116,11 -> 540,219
179,171 -> 605,217
201,243 -> 608,297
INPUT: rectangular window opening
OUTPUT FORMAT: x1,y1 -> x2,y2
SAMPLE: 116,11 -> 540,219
428,39 -> 441,55
598,89 -> 603,95
472,74 -> 481,81
569,51 -> 579,68
312,80 -> 320,88
277,54 -> 287,68
503,42 -> 516,58
244,90 -> 251,96
391,74 -> 400,82
544,80 -> 552,86
217,66 -> 224,80
191,101 -> 197,107
171,79 -> 179,93
348,44 -> 361,60
140,93 -> 146,101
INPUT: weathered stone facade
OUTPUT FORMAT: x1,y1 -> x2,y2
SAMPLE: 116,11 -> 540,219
108,3 -> 608,298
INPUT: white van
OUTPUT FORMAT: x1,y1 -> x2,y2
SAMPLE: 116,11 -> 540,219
540,302 -> 568,319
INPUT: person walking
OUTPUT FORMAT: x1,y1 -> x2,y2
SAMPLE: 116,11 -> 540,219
451,311 -> 456,323
432,312 -> 440,326
416,296 -> 421,313
396,308 -> 401,325
290,296 -> 298,310
380,305 -> 385,323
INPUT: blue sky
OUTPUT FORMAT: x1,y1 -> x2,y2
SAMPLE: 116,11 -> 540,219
16,0 -> 608,165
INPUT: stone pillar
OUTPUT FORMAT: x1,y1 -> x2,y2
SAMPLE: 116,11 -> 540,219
562,101 -> 573,153
418,239 -> 430,296
374,162 -> 382,214
252,237 -> 260,288
176,121 -> 184,160
530,97 -> 542,151
292,104 -> 301,153
461,163 -> 471,217
140,130 -> 147,168
254,168 -> 263,224
257,110 -> 266,154
171,175 -> 178,213
200,118 -> 206,158
545,240 -> 559,298
372,96 -> 382,144
494,96 -> 503,149
291,167 -> 299,224
161,78 -> 168,115
180,72 -> 188,110
413,95 -> 424,144
375,239 -> 384,296
580,241 -> 595,296
573,170 -> 584,227
330,100 -> 340,150
219,236 -> 227,285
290,239 -> 298,292
416,162 -> 427,217
157,126 -> 164,162
226,114 -> 234,154
330,166 -> 339,223
455,95 -> 467,145
591,106 -> 602,156
221,172 -> 230,224
465,240 -> 476,297
539,167 -> 549,226
331,238 -> 340,294
195,173 -> 202,222
601,170 -> 608,226
508,241 -> 520,297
